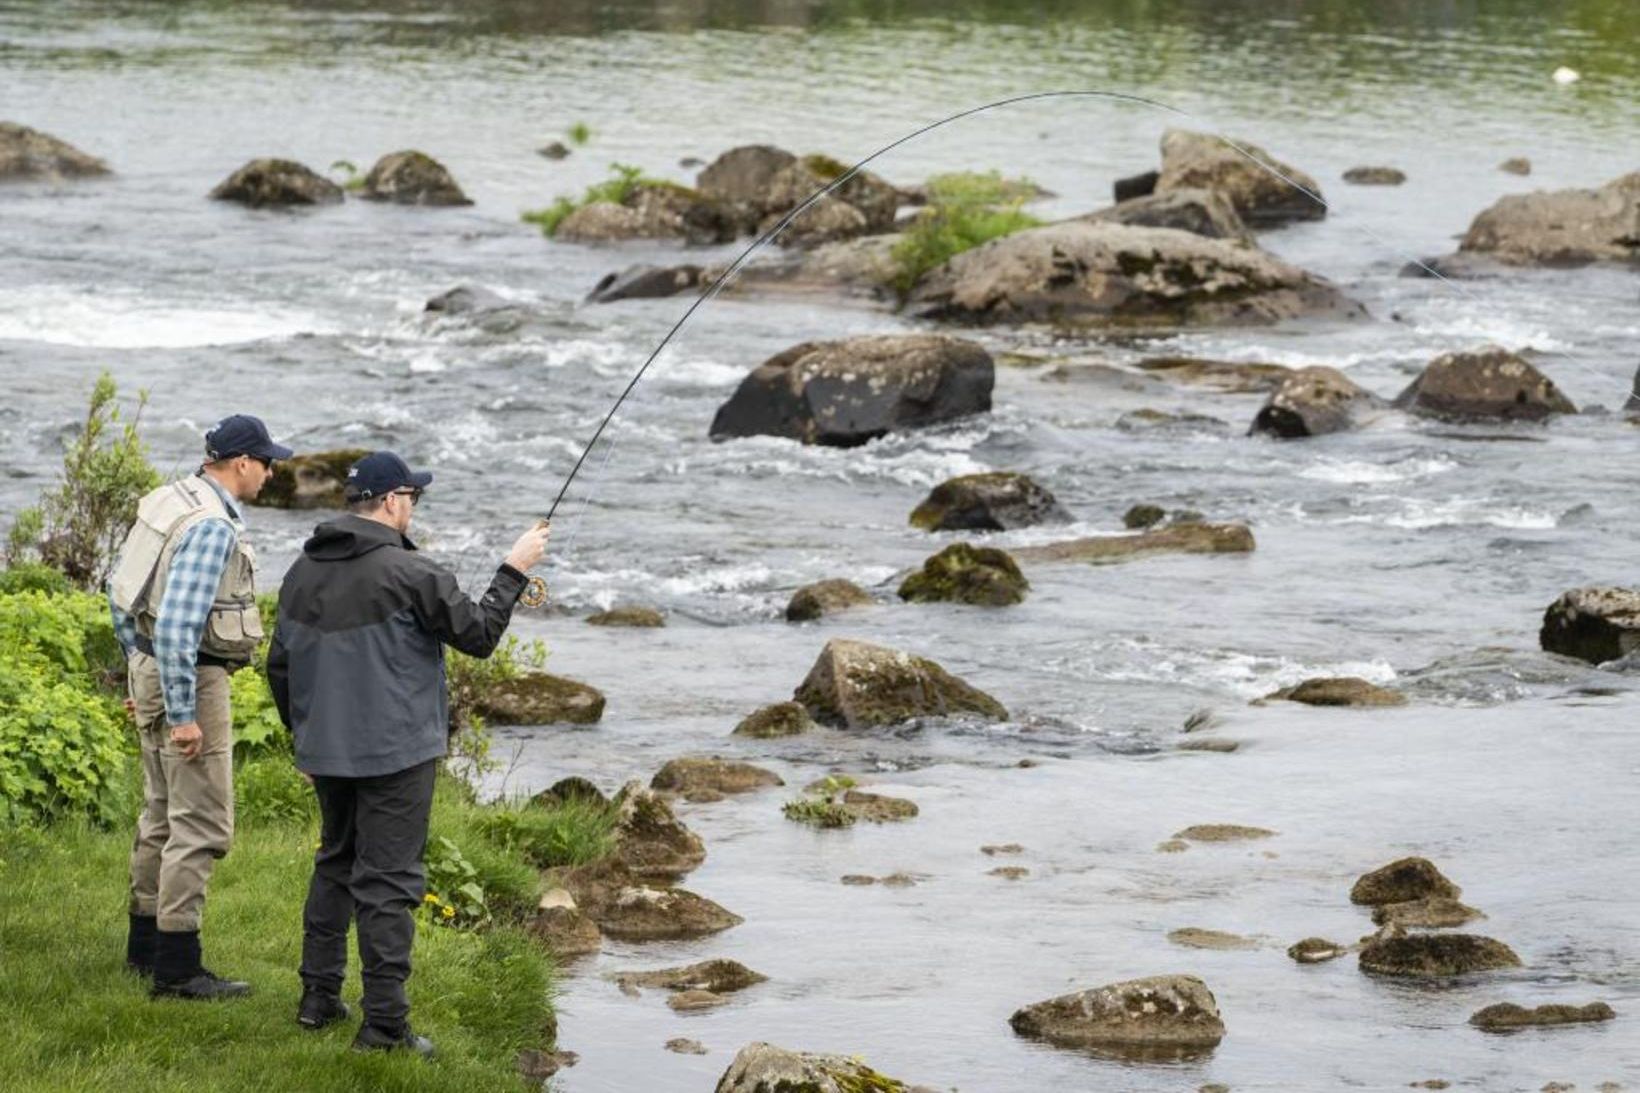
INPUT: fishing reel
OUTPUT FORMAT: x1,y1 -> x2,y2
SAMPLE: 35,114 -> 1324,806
520,575 -> 550,608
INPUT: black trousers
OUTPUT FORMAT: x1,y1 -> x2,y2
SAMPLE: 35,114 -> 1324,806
300,759 -> 438,1030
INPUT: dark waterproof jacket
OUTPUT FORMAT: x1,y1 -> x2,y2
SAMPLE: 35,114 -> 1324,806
267,515 -> 525,778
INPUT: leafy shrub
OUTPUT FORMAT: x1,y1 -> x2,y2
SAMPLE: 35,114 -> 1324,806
233,755 -> 313,826
521,163 -> 669,237
423,835 -> 491,927
0,562 -> 71,597
230,668 -> 288,756
887,170 -> 1043,301
472,797 -> 617,869
0,653 -> 128,825
446,635 -> 548,770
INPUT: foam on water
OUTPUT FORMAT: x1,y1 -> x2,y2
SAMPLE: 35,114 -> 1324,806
0,285 -> 333,348
1297,454 -> 1458,485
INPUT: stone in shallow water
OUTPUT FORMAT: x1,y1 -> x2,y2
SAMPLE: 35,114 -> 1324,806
1174,824 -> 1276,843
1358,934 -> 1522,977
1540,587 -> 1640,665
651,757 -> 783,798
586,605 -> 666,627
1372,897 -> 1485,929
909,471 -> 1072,532
666,1037 -> 708,1055
715,1042 -> 914,1093
731,701 -> 816,738
1260,676 -> 1406,707
794,638 -> 1008,729
898,543 -> 1029,607
786,579 -> 873,623
1469,1001 -> 1615,1031
989,866 -> 1029,880
1287,938 -> 1349,964
1010,974 -> 1226,1058
1350,857 -> 1461,906
1168,928 -> 1257,951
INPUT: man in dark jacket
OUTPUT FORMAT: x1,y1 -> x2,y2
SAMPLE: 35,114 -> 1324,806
266,450 -> 550,1056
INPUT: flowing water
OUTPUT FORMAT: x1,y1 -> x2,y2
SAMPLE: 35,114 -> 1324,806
2,1 -> 1638,1088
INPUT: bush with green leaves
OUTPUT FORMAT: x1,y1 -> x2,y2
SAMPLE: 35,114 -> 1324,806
233,754 -> 314,826
521,162 -> 677,237
471,796 -> 617,869
887,170 -> 1043,301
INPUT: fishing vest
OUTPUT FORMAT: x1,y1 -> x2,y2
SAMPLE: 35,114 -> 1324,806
108,474 -> 263,662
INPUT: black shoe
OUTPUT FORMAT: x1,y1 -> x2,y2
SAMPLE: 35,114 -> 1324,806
126,914 -> 158,978
352,1023 -> 435,1058
149,929 -> 251,1001
152,970 -> 254,1001
297,989 -> 351,1030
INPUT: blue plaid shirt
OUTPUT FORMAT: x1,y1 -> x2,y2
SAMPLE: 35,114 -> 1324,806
109,476 -> 242,726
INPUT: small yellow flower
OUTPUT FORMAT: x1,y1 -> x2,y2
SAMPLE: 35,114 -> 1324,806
423,893 -> 439,904
441,906 -> 456,919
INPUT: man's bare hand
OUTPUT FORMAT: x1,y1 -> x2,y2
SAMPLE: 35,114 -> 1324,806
123,697 -> 137,720
169,721 -> 203,761
504,521 -> 551,573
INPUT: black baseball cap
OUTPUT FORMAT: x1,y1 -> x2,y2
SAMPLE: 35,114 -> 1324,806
345,450 -> 434,501
205,414 -> 293,462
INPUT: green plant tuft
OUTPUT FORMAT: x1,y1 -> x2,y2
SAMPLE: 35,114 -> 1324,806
887,170 -> 1042,302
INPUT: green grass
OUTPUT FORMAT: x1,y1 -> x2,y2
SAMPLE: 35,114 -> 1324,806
0,771 -> 564,1093
521,162 -> 666,237
887,170 -> 1043,301
470,797 -> 618,871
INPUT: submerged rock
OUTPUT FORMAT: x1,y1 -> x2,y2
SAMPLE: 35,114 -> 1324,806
1540,587 -> 1640,665
358,150 -> 471,206
1260,677 -> 1407,707
793,638 -> 1008,728
1250,366 -> 1386,438
615,958 -> 767,995
1343,166 -> 1407,186
587,263 -> 705,304
1168,928 -> 1257,951
1135,356 -> 1291,393
251,448 -> 368,510
1010,975 -> 1226,1056
714,1042 -> 913,1093
527,894 -> 602,957
1469,1001 -> 1615,1031
1499,157 -> 1532,176
898,543 -> 1030,607
841,789 -> 919,823
651,758 -> 783,799
0,122 -> 110,180
586,605 -> 666,628
909,221 -> 1358,329
710,334 -> 994,447
1358,934 -> 1522,977
1115,409 -> 1231,433
909,472 -> 1072,532
1013,523 -> 1255,566
1124,503 -> 1167,529
425,284 -> 513,314
1288,938 -> 1350,964
786,579 -> 874,622
1372,897 -> 1486,929
731,701 -> 817,738
611,781 -> 706,879
666,1037 -> 709,1054
1393,348 -> 1576,422
1175,824 -> 1275,843
1087,187 -> 1252,243
472,672 -> 605,726
1351,857 -> 1462,906
1455,170 -> 1640,267
1156,128 -> 1326,227
711,234 -> 898,301
209,158 -> 342,207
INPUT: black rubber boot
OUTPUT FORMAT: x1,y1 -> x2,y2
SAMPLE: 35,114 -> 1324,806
297,988 -> 351,1030
126,914 -> 158,977
352,1022 -> 435,1058
150,929 -> 252,1001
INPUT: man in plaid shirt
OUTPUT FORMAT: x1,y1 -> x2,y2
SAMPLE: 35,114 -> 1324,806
108,414 -> 291,1001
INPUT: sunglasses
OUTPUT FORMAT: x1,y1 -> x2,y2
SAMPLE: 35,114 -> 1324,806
390,488 -> 424,506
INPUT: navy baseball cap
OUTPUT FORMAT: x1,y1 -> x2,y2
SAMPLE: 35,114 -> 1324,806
205,414 -> 293,462
344,450 -> 434,501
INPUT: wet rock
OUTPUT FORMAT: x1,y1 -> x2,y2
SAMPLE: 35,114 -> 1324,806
586,605 -> 666,627
667,1037 -> 709,1054
732,701 -> 817,738
1500,157 -> 1532,176
842,789 -> 918,823
1373,897 -> 1485,929
1135,356 -> 1291,393
611,781 -> 706,879
1288,938 -> 1350,964
1010,974 -> 1226,1056
1343,166 -> 1407,186
908,221 -> 1359,329
670,989 -> 729,1012
712,234 -> 898,301
555,183 -> 710,243
1013,523 -> 1255,566
786,579 -> 873,623
710,334 -> 994,447
1124,503 -> 1166,529
909,471 -> 1072,532
587,263 -> 705,304
425,285 -> 513,314
982,843 -> 1025,856
209,158 -> 342,207
1113,169 -> 1159,202
1352,857 -> 1462,906
1469,1001 -> 1615,1031
1260,677 -> 1407,707
251,448 -> 369,510
358,150 -> 471,206
1168,928 -> 1257,951
651,758 -> 783,798
538,140 -> 571,160
0,122 -> 110,180
990,865 -> 1030,880
1398,252 -> 1514,280
527,896 -> 602,957
783,795 -> 854,828
1411,1081 -> 1451,1090
1454,170 -> 1640,267
1157,128 -> 1325,227
553,859 -> 741,942
531,776 -> 608,808
517,1048 -> 578,1080
1251,366 -> 1386,438
714,1042 -> 913,1093
1540,587 -> 1640,665
616,958 -> 767,995
1175,824 -> 1276,842
793,638 -> 1008,728
1358,934 -> 1522,977
1116,409 -> 1231,433
472,672 -> 606,726
1393,347 -> 1576,422
898,543 -> 1030,607
696,146 -> 899,244
1156,839 -> 1191,853
1088,188 -> 1252,243
1177,737 -> 1240,754
841,874 -> 877,886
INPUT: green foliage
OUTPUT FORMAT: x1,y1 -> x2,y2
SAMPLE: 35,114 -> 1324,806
521,162 -> 660,237
782,796 -> 856,828
472,796 -> 617,869
445,635 -> 548,770
328,159 -> 365,192
803,152 -> 849,180
423,835 -> 491,927
234,754 -> 314,827
888,170 -> 1043,301
230,668 -> 288,756
4,372 -> 161,591
567,121 -> 592,146
0,562 -> 71,597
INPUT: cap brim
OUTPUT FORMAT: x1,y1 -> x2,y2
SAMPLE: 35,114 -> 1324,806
407,471 -> 433,488
266,443 -> 295,461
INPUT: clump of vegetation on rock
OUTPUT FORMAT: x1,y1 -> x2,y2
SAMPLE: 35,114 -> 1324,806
887,171 -> 1042,300
522,162 -> 684,237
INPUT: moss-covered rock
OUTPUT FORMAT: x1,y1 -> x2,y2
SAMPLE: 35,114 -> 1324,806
1174,824 -> 1276,842
1260,677 -> 1407,708
358,150 -> 471,206
473,672 -> 605,726
1539,586 -> 1640,665
1469,1001 -> 1615,1031
841,789 -> 918,823
611,780 -> 705,879
1394,347 -> 1577,422
209,158 -> 343,207
908,472 -> 1071,532
786,579 -> 873,623
616,958 -> 767,996
0,122 -> 109,180
550,859 -> 740,942
794,638 -> 1008,728
1358,934 -> 1522,977
1350,857 -> 1461,906
1010,975 -> 1226,1057
1168,928 -> 1257,951
1014,523 -> 1255,566
1123,503 -> 1167,529
714,1042 -> 913,1093
1372,897 -> 1485,929
898,542 -> 1028,607
1287,938 -> 1350,964
586,605 -> 665,627
651,757 -> 783,799
251,449 -> 369,510
530,776 -> 607,808
732,701 -> 817,738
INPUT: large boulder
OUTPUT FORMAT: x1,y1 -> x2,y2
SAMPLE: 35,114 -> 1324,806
714,1043 -> 913,1093
909,472 -> 1072,531
1087,188 -> 1252,243
1455,170 -> 1640,267
1393,348 -> 1576,422
472,673 -> 606,726
1259,677 -> 1406,707
732,701 -> 817,738
209,159 -> 342,207
1540,587 -> 1640,665
251,448 -> 368,509
709,335 -> 994,447
1358,934 -> 1522,978
1351,857 -> 1461,906
587,263 -> 705,304
1156,128 -> 1326,227
556,184 -> 725,244
695,145 -> 899,245
358,150 -> 471,206
898,543 -> 1029,607
611,781 -> 706,879
651,757 -> 783,800
0,122 -> 109,180
1009,975 -> 1226,1056
1251,366 -> 1385,438
786,579 -> 873,623
794,638 -> 1008,728
908,222 -> 1359,329
1013,523 -> 1254,566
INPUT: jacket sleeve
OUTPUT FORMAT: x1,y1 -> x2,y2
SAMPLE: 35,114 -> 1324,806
409,561 -> 527,659
266,608 -> 292,730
